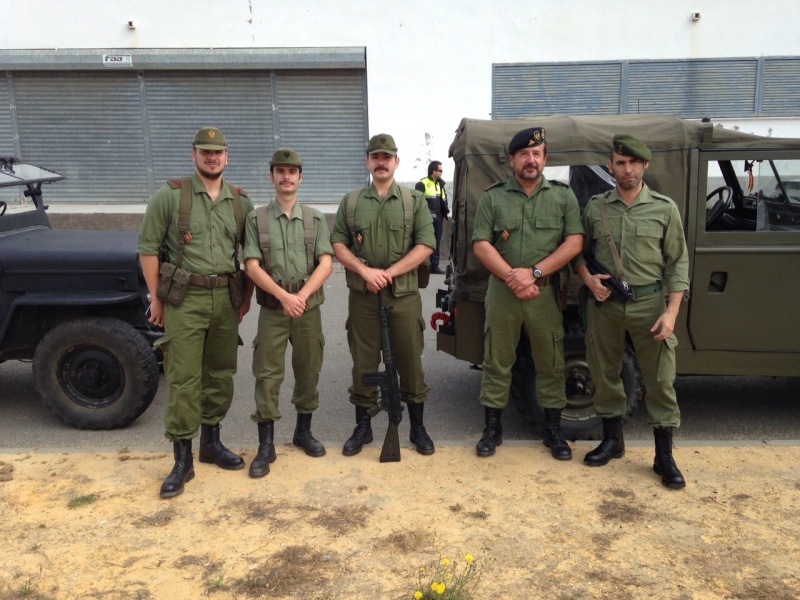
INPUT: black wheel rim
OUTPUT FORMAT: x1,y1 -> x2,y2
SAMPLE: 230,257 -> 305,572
57,346 -> 125,409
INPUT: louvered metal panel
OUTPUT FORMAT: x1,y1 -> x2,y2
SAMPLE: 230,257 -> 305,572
492,63 -> 622,119
626,59 -> 758,117
0,77 -> 14,157
761,57 -> 800,116
12,71 -> 149,202
275,70 -> 368,202
145,71 -> 274,202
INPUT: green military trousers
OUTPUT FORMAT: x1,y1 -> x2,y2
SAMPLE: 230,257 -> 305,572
160,285 -> 240,441
251,304 -> 324,422
346,289 -> 429,408
586,293 -> 681,427
479,276 -> 565,410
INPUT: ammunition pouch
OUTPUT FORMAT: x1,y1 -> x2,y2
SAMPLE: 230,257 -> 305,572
228,270 -> 246,309
345,258 -> 370,293
156,262 -> 192,307
256,288 -> 282,310
417,260 -> 430,289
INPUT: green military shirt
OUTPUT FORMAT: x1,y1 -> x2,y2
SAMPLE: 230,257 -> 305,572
138,173 -> 254,275
575,184 -> 690,291
330,182 -> 435,268
243,201 -> 333,283
471,175 -> 583,267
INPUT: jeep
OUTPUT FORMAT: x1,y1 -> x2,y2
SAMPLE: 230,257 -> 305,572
0,157 -> 161,429
434,115 -> 800,439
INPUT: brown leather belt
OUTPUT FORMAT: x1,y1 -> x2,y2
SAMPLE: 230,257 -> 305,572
189,274 -> 230,289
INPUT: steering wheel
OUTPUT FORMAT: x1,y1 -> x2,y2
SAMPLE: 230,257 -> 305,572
705,186 -> 733,228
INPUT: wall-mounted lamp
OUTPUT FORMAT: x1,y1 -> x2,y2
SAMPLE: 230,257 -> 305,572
691,12 -> 701,21
126,20 -> 136,30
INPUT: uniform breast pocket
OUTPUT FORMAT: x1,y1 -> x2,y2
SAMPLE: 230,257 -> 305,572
353,220 -> 372,250
493,217 -> 520,247
388,219 -> 406,256
185,220 -> 206,242
636,224 -> 664,263
534,215 -> 564,251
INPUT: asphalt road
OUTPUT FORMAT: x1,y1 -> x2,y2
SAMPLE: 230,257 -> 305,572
1,267 -> 798,452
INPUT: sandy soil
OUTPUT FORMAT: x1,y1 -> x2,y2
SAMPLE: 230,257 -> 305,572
1,441 -> 799,600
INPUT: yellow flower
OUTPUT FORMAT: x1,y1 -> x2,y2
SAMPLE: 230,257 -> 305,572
441,557 -> 449,566
465,553 -> 474,563
431,582 -> 439,591
435,582 -> 446,594
414,592 -> 423,600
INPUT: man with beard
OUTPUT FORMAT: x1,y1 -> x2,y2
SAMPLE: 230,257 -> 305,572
574,134 -> 689,489
138,126 -> 254,498
471,126 -> 584,460
331,133 -> 436,457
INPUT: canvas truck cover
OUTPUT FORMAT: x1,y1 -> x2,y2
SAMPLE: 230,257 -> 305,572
446,114 -> 794,302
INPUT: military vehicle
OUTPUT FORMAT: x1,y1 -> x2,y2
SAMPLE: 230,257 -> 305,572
433,115 -> 800,438
0,158 -> 161,429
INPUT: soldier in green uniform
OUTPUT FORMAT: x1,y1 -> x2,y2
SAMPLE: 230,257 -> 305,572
574,133 -> 690,489
243,148 -> 333,478
331,133 -> 437,457
139,126 -> 255,498
472,126 -> 584,460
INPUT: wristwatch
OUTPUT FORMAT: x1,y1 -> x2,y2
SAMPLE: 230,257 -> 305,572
532,266 -> 542,279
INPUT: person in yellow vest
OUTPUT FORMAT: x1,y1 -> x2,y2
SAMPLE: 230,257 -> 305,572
243,148 -> 333,478
415,161 -> 449,274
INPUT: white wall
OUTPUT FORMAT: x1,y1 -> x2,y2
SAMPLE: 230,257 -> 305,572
4,0 -> 800,181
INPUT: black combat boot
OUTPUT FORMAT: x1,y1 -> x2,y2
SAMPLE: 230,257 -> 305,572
542,408 -> 573,460
292,413 -> 326,457
653,427 -> 686,489
198,423 -> 245,470
249,420 -> 277,478
160,440 -> 194,498
584,416 -> 625,466
476,407 -> 503,457
342,406 -> 373,456
407,402 -> 435,455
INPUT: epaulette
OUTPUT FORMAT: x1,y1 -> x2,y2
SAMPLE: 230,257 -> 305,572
237,187 -> 249,198
650,190 -> 673,202
549,179 -> 570,188
167,178 -> 182,189
485,181 -> 506,191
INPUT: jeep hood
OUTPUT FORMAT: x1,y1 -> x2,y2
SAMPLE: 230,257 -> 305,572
0,228 -> 143,293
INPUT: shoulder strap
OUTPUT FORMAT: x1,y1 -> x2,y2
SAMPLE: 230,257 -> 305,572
399,186 -> 414,253
300,203 -> 316,274
174,177 -> 193,267
227,184 -> 245,268
255,203 -> 272,268
346,188 -> 365,255
598,198 -> 626,280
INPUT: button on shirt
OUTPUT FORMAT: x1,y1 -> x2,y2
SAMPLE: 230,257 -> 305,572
138,173 -> 253,275
471,176 -> 583,267
576,184 -> 690,291
243,201 -> 333,283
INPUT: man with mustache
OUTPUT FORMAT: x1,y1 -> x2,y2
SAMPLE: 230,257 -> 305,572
471,126 -> 584,460
574,134 -> 689,489
331,133 -> 436,457
242,148 -> 333,478
139,126 -> 254,498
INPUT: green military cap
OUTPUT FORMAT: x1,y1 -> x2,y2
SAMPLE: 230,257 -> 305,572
366,133 -> 397,156
193,126 -> 227,150
508,127 -> 546,154
269,147 -> 303,166
612,133 -> 652,161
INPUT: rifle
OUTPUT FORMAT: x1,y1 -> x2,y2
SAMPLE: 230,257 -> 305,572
583,247 -> 635,303
361,290 -> 403,463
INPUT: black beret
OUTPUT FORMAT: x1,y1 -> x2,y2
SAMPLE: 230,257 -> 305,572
508,127 -> 546,154
611,134 -> 652,161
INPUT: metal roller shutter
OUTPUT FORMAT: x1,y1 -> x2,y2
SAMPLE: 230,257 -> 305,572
145,70 -> 274,201
274,69 -> 368,202
12,71 -> 149,202
761,57 -> 800,116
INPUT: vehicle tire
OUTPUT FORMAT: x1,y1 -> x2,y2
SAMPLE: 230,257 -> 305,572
510,325 -> 642,440
33,317 -> 160,429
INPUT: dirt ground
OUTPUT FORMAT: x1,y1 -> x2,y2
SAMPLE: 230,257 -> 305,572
1,441 -> 799,600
